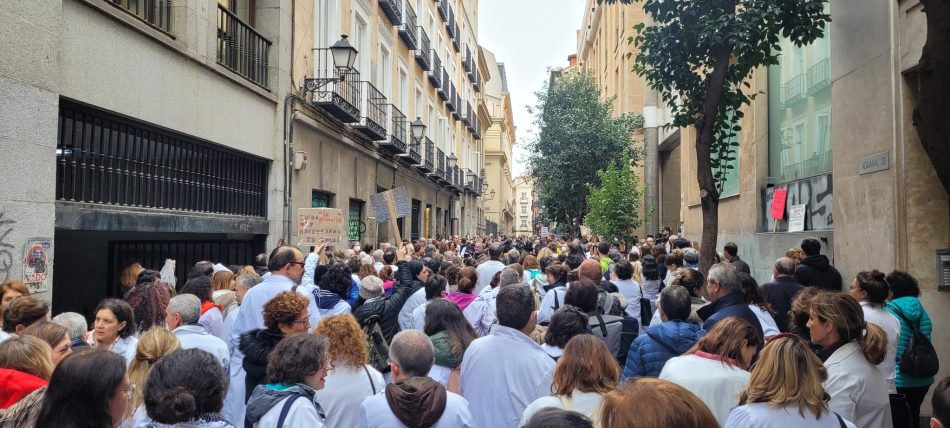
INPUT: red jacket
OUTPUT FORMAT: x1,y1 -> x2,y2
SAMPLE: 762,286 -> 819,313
0,368 -> 47,409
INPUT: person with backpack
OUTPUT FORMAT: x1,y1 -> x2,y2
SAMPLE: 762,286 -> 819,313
353,247 -> 415,343
622,286 -> 705,379
564,279 -> 626,361
886,270 -> 937,428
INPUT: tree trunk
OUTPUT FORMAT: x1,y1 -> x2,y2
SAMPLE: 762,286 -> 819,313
695,45 -> 733,275
915,0 -> 950,194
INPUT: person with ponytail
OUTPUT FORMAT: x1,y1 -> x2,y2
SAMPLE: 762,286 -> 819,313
444,267 -> 493,336
807,292 -> 893,428
144,348 -> 233,427
849,270 -> 901,393
124,328 -> 180,427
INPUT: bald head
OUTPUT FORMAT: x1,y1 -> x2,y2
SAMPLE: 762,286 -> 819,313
578,259 -> 603,283
389,330 -> 435,378
774,257 -> 797,277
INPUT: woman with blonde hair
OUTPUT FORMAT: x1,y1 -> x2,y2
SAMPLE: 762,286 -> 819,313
520,335 -> 619,427
124,327 -> 181,426
120,262 -> 144,295
724,334 -> 857,427
600,377 -> 718,428
659,317 -> 760,425
313,315 -> 384,428
0,335 -> 52,409
21,321 -> 72,366
808,292 -> 893,428
211,270 -> 235,299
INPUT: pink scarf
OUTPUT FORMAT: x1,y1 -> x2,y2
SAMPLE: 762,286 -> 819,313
444,291 -> 477,311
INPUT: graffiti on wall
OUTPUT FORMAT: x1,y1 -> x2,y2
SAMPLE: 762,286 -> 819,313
761,174 -> 833,232
23,238 -> 52,293
0,213 -> 14,281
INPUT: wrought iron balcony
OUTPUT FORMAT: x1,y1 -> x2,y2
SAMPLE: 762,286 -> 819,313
451,90 -> 461,119
445,81 -> 457,111
379,105 -> 408,154
437,0 -> 449,20
445,6 -> 455,38
306,49 -> 362,123
399,3 -> 418,50
407,141 -> 422,165
783,74 -> 806,108
353,82 -> 388,141
379,0 -> 402,25
217,4 -> 271,88
435,148 -> 446,181
807,58 -> 830,96
453,166 -> 462,192
110,0 -> 171,32
472,116 -> 481,140
462,45 -> 473,74
473,69 -> 482,92
415,27 -> 431,71
418,138 -> 434,173
429,51 -> 442,88
452,21 -> 460,52
438,68 -> 449,100
461,101 -> 473,128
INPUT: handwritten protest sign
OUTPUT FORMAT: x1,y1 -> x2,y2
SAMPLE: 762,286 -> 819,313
770,188 -> 788,220
788,204 -> 807,232
297,208 -> 346,246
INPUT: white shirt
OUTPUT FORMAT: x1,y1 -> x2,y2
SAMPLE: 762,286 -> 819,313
725,403 -> 858,428
315,364 -> 385,428
428,364 -> 453,388
173,324 -> 230,370
477,286 -> 501,313
301,252 -> 320,289
860,301 -> 901,393
198,306 -> 224,341
411,300 -> 432,331
823,342 -> 894,428
398,288 -> 427,330
537,286 -> 568,324
461,297 -> 494,336
253,394 -> 324,428
360,389 -> 474,428
89,335 -> 138,366
373,261 -> 385,273
475,260 -> 506,294
320,300 -> 352,317
461,325 -> 556,428
540,343 -> 562,360
519,391 -> 606,427
659,353 -> 750,426
223,273 -> 322,426
748,304 -> 780,338
613,278 -> 642,321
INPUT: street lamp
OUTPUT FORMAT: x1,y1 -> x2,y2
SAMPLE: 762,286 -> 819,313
303,35 -> 359,92
483,189 -> 496,201
410,117 -> 426,143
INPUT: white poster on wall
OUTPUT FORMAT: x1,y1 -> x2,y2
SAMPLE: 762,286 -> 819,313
788,204 -> 807,232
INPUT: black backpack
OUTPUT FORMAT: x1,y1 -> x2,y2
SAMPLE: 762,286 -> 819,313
361,315 -> 391,373
888,305 -> 939,378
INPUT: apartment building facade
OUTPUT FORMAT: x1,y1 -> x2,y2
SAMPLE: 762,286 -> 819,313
482,51 -> 516,236
512,175 -> 535,237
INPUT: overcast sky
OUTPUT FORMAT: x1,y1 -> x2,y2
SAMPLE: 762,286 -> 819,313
478,0 -> 586,177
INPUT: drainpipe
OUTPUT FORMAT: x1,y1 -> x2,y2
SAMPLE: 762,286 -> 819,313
642,12 -> 660,236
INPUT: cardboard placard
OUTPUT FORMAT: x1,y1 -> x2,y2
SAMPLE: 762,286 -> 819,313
297,208 -> 346,246
370,187 -> 411,223
788,204 -> 807,232
770,188 -> 788,220
540,226 -> 549,236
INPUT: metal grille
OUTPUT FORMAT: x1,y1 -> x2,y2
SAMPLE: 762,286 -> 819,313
108,0 -> 171,32
56,101 -> 269,217
217,4 -> 271,88
108,239 -> 262,295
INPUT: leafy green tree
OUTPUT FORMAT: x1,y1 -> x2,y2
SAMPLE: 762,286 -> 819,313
604,0 -> 829,272
527,71 -> 643,238
585,154 -> 645,246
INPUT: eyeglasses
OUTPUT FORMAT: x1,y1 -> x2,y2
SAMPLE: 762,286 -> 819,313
289,261 -> 305,267
120,384 -> 136,400
292,316 -> 310,325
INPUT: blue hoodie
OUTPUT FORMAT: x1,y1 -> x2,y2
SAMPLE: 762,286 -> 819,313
622,320 -> 705,379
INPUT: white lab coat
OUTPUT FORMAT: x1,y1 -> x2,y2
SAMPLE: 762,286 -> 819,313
724,403 -> 858,428
860,301 -> 901,393
198,306 -> 224,339
315,364 -> 385,428
612,278 -> 642,321
823,342 -> 894,428
359,389 -> 474,428
748,304 -> 780,338
461,298 -> 494,336
222,273 -> 322,426
461,325 -> 556,428
475,260 -> 506,294
253,395 -> 324,428
398,288 -> 427,330
659,353 -> 750,426
173,324 -> 230,370
537,286 -> 568,324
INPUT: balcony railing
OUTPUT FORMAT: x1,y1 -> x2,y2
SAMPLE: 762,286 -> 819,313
379,105 -> 408,154
446,81 -> 457,111
783,74 -> 806,108
217,4 -> 271,89
463,45 -> 473,74
435,148 -> 445,180
429,51 -> 442,88
437,0 -> 449,20
415,27 -> 431,71
379,0 -> 402,25
472,116 -> 481,140
473,69 -> 482,92
451,90 -> 461,119
108,0 -> 171,32
407,141 -> 422,165
419,138 -> 434,173
462,101 -> 473,127
308,49 -> 362,123
453,166 -> 462,192
399,3 -> 418,49
354,82 -> 388,141
807,58 -> 830,96
452,21 -> 460,51
438,68 -> 449,100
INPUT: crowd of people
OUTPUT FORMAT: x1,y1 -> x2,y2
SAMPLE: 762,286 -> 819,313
0,232 -> 945,428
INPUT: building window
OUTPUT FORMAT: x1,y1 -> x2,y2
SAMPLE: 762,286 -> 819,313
768,1 -> 831,183
348,199 -> 363,242
312,191 -> 333,208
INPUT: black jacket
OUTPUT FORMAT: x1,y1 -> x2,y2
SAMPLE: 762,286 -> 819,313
760,276 -> 805,333
239,328 -> 284,403
794,255 -> 842,291
697,292 -> 764,340
354,260 -> 416,342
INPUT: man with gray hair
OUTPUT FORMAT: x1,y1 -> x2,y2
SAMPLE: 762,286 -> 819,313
760,257 -> 805,332
359,330 -> 474,427
51,312 -> 89,349
506,248 -> 521,265
166,294 -> 230,369
221,273 -> 262,345
696,262 -> 764,339
477,267 -> 523,312
371,249 -> 385,273
622,285 -> 704,379
461,284 -> 556,428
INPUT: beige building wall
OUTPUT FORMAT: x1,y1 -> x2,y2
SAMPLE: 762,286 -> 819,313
482,48 -> 516,235
512,176 -> 535,237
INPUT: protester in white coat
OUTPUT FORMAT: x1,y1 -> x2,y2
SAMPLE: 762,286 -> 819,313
222,246 -> 322,427
808,292 -> 893,428
245,334 -> 331,427
314,315 -> 385,428
360,330 -> 474,428
850,270 -> 901,393
166,294 -> 230,370
461,284 -> 556,428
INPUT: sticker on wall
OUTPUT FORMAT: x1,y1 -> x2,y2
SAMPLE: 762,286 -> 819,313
23,238 -> 52,294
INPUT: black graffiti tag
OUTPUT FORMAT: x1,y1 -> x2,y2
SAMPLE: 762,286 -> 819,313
0,213 -> 14,281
